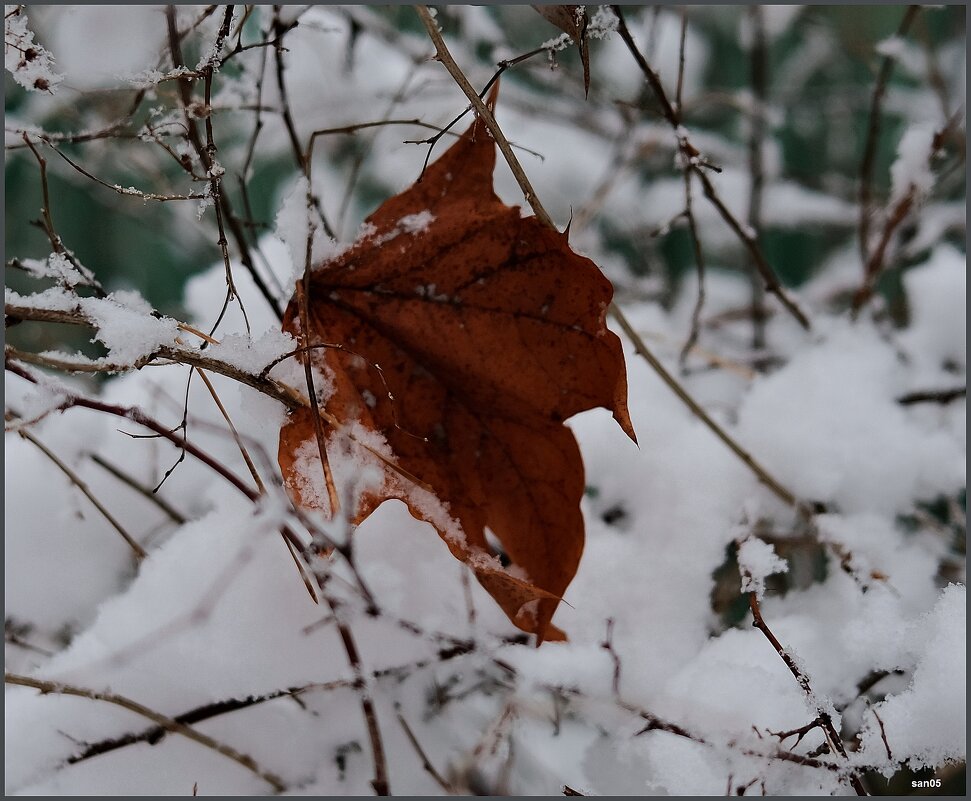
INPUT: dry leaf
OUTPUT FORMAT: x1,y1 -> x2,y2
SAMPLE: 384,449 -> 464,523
279,105 -> 634,642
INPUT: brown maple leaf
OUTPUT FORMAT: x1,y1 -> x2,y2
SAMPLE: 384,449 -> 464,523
279,108 -> 635,642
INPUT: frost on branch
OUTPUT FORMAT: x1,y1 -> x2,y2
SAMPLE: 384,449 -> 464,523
737,536 -> 788,599
4,5 -> 63,93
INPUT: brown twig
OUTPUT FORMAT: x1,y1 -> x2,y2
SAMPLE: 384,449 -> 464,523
896,387 -> 966,406
609,311 -> 804,513
858,5 -> 922,270
20,135 -> 105,294
678,169 -> 707,369
296,255 -> 341,517
3,305 -> 304,410
5,673 -> 287,793
67,679 -> 357,766
610,6 -> 810,331
675,9 -> 687,115
415,6 -> 555,230
396,705 -> 454,792
6,358 -> 262,501
326,595 -> 390,795
271,5 -> 336,240
196,367 -> 267,494
87,452 -> 187,525
747,592 -> 868,795
600,618 -> 622,697
37,139 -> 207,201
746,5 -> 768,352
8,412 -> 147,560
870,706 -> 893,762
165,5 -> 283,326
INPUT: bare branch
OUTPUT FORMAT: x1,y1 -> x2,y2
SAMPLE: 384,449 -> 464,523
858,5 -> 922,269
747,592 -> 868,795
5,672 -> 287,793
7,411 -> 148,560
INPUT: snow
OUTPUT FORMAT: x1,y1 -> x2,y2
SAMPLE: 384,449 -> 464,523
890,124 -> 937,205
19,252 -> 89,287
396,210 -> 435,234
4,6 -> 63,93
5,5 -> 966,797
734,318 -> 965,514
857,585 -> 966,771
82,291 -> 182,364
737,537 -> 789,599
205,329 -> 297,377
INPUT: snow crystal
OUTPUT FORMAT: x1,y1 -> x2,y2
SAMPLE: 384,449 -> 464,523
587,6 -> 618,39
396,210 -> 435,234
4,6 -> 63,93
19,252 -> 89,287
541,32 -> 573,52
737,537 -> 788,599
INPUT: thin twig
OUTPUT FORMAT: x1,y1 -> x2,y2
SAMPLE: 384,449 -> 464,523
609,311 -> 804,513
9,414 -> 147,560
396,705 -> 454,792
3,306 -> 304,411
309,117 -> 446,139
415,6 -> 555,230
296,246 -> 341,517
165,4 -> 283,327
746,5 -> 768,352
325,595 -> 390,795
691,167 -> 810,330
20,135 -> 105,294
5,673 -> 287,793
858,5 -> 922,269
196,367 -> 266,494
675,9 -> 687,115
870,706 -> 893,762
39,140 -> 206,201
747,593 -> 868,796
896,387 -> 966,406
6,358 -> 261,502
610,6 -> 810,331
678,169 -> 707,369
271,5 -> 336,239
68,679 -> 357,766
88,452 -> 187,525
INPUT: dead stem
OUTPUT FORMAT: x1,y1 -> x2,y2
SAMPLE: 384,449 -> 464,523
5,673 -> 287,793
